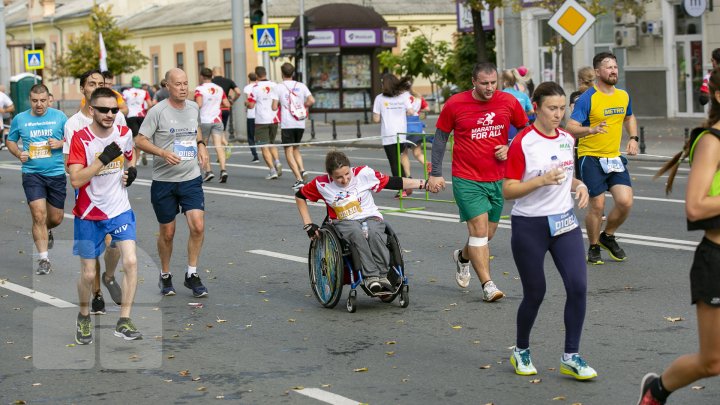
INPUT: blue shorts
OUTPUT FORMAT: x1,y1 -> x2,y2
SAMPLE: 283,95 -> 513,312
22,173 -> 67,209
406,134 -> 434,147
578,155 -> 632,198
150,176 -> 205,224
73,210 -> 136,259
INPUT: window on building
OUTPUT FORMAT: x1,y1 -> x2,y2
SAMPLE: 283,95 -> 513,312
152,54 -> 160,85
223,48 -> 232,79
176,52 -> 184,70
197,50 -> 205,74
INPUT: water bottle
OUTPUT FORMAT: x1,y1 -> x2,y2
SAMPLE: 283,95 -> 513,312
361,221 -> 369,239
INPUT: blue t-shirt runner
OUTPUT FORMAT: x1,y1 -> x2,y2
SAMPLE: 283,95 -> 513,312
8,107 -> 67,176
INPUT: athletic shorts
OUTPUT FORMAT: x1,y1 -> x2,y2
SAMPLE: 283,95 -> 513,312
200,122 -> 224,141
281,128 -> 304,144
406,134 -> 434,147
150,176 -> 205,224
452,177 -> 503,223
22,173 -> 66,209
690,237 -> 720,307
127,116 -> 145,138
255,124 -> 278,145
73,210 -> 136,259
221,109 -> 230,130
578,155 -> 632,198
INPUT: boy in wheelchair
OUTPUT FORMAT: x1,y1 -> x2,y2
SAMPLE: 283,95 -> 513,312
295,150 -> 426,293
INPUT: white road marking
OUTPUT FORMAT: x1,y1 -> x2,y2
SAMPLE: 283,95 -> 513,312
248,249 -> 307,263
639,166 -> 690,172
0,280 -> 76,308
292,387 -> 362,405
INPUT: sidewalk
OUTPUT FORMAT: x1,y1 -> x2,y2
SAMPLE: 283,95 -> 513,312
231,114 -> 700,163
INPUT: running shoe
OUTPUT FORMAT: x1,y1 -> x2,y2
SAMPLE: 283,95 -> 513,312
102,272 -> 122,305
36,259 -> 51,275
114,318 -> 143,340
220,170 -> 228,183
158,273 -> 176,296
251,157 -> 260,164
637,373 -> 665,405
75,314 -> 93,345
364,276 -> 382,293
394,190 -> 408,199
510,348 -> 537,376
48,230 -> 54,250
141,152 -> 148,166
292,180 -> 304,190
184,273 -> 208,297
275,161 -> 283,177
599,231 -> 627,261
90,293 -> 106,315
378,276 -> 393,291
265,171 -> 278,180
482,280 -> 505,302
203,171 -> 215,182
587,244 -> 604,265
301,171 -> 309,181
560,354 -> 597,380
452,249 -> 471,288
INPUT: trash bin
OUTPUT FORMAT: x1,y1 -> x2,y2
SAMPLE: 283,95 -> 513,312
10,72 -> 42,113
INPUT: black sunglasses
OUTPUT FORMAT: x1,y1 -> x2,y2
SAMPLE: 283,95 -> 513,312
92,106 -> 120,114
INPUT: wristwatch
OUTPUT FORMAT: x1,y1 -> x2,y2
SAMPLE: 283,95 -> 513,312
197,140 -> 206,146
629,136 -> 639,142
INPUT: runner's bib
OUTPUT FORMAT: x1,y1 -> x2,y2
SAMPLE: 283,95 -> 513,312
94,152 -> 125,176
332,197 -> 362,220
599,157 -> 625,173
548,209 -> 578,237
28,141 -> 51,159
174,138 -> 197,161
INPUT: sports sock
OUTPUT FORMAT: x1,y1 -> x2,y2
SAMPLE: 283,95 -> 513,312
39,251 -> 48,260
187,266 -> 197,276
514,347 -> 528,353
650,376 -> 671,401
562,353 -> 578,362
160,272 -> 171,279
458,250 -> 469,263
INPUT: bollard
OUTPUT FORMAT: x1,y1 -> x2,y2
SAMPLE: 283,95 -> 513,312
311,119 -> 315,139
363,92 -> 369,124
356,120 -> 362,138
332,120 -> 337,140
639,126 -> 646,154
684,127 -> 689,141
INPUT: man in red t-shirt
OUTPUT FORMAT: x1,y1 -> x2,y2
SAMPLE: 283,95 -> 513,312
427,62 -> 528,302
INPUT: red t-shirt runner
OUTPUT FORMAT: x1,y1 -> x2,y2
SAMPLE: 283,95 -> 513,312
436,90 -> 527,182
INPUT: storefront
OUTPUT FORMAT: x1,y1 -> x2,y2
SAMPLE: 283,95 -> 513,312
282,4 -> 397,113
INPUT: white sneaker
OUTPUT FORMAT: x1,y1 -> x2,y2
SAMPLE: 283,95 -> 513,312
560,354 -> 597,380
452,249 -> 471,288
482,280 -> 505,302
265,171 -> 278,180
510,348 -> 537,376
275,162 -> 283,177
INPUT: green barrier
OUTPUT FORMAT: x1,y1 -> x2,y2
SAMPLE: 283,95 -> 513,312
380,132 -> 456,214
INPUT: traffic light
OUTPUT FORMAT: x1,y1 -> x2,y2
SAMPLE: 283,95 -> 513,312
295,36 -> 304,60
249,0 -> 263,28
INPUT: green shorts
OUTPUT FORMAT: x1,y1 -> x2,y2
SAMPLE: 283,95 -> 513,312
255,123 -> 278,145
452,177 -> 504,223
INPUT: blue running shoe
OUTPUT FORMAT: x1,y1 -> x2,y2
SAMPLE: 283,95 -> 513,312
560,354 -> 597,380
184,273 -> 208,298
158,273 -> 176,296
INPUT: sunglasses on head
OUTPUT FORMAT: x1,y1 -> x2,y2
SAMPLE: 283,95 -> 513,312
92,106 -> 120,114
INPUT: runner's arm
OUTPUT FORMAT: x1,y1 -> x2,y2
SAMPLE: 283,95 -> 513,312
68,160 -> 105,189
565,118 -> 607,138
383,176 -> 426,190
429,128 -> 450,177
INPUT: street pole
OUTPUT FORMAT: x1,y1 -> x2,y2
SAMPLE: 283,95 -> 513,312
0,2 -> 10,89
29,5 -> 37,84
231,0 -> 248,140
299,0 -> 307,83
261,0 -> 270,77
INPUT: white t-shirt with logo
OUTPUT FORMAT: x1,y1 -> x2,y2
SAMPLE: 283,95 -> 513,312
122,88 -> 151,118
243,83 -> 256,119
276,80 -> 312,129
249,80 -> 279,125
0,91 -> 13,130
67,125 -> 134,220
373,93 -> 411,145
194,82 -> 226,124
63,110 -> 126,155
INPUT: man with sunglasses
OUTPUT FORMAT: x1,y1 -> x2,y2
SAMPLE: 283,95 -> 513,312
64,69 -> 128,315
6,84 -> 67,276
67,87 -> 141,344
135,68 -> 210,298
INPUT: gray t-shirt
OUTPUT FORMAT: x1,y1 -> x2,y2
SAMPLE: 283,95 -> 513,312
153,88 -> 169,103
139,99 -> 202,182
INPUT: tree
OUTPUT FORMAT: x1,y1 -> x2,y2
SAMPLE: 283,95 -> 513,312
445,31 -> 495,92
53,4 -> 148,79
462,0 -> 503,63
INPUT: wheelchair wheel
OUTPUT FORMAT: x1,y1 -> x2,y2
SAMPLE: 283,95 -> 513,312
308,228 -> 344,308
346,289 -> 357,313
399,285 -> 409,308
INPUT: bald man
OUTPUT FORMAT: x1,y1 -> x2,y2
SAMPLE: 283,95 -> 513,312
135,68 -> 210,298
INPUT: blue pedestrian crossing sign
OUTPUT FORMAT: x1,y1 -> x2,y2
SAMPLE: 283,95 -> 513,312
253,24 -> 280,52
24,49 -> 45,70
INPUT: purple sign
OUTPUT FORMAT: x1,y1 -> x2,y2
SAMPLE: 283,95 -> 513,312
282,28 -> 397,49
456,1 -> 494,32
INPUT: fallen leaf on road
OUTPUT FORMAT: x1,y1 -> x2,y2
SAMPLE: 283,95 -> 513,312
163,379 -> 173,383
292,386 -> 305,390
450,303 -> 457,306
479,365 -> 491,369
168,354 -> 175,359
206,324 -> 214,328
215,395 -> 225,399
263,299 -> 269,302
428,278 -> 437,283
23,355 -> 31,360
179,370 -> 190,376
548,367 -> 556,371
401,378 -> 409,383
192,377 -> 201,381
571,403 -> 583,405
385,341 -> 396,345
32,383 -> 41,387
258,290 -> 267,293
14,401 -> 27,404
552,396 -> 566,400
245,324 -> 252,328
216,317 -> 227,323
385,351 -> 395,356
128,354 -> 139,360
503,272 -> 509,275
66,344 -> 75,347
451,325 -> 462,330
196,386 -> 207,391
288,319 -> 296,323
530,379 -> 542,384
353,367 -> 368,372
6,341 -> 13,344
473,340 -> 481,344
321,384 -> 331,388
664,317 -> 683,323
691,385 -> 705,390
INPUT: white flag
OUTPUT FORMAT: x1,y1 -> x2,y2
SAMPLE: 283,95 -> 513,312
99,33 -> 108,72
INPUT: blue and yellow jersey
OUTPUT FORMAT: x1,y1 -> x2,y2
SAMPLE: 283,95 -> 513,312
570,85 -> 632,158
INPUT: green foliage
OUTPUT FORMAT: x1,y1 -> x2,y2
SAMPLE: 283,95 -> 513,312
445,32 -> 495,91
378,28 -> 451,87
53,4 -> 148,79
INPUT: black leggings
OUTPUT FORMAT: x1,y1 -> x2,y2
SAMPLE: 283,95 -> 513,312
511,215 -> 587,353
383,143 -> 408,177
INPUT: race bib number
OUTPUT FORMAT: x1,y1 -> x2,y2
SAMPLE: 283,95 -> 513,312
331,197 -> 362,220
28,141 -> 51,159
548,209 -> 578,237
599,157 -> 625,173
174,139 -> 197,161
94,152 -> 125,176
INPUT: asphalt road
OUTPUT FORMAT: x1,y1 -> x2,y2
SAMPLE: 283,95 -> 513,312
0,146 -> 715,405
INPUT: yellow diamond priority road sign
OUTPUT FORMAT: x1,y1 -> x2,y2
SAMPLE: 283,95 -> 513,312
547,0 -> 596,45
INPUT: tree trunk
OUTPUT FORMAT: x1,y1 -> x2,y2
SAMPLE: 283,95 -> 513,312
561,39 -> 575,91
471,8 -> 488,63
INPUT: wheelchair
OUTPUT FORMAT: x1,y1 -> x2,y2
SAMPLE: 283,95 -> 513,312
307,220 -> 409,313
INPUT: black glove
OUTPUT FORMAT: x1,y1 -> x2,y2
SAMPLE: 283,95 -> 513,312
98,142 -> 122,165
303,223 -> 319,239
125,166 -> 137,187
